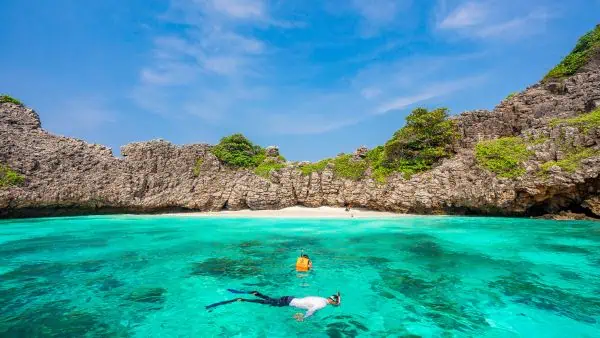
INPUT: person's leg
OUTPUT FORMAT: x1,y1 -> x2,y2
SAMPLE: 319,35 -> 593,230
247,291 -> 286,306
238,298 -> 268,304
206,297 -> 266,310
249,291 -> 270,300
275,296 -> 295,307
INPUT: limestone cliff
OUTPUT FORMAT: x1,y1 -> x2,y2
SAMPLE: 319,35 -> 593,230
2,30 -> 600,219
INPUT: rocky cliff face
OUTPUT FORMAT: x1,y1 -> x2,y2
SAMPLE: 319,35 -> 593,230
2,57 -> 600,219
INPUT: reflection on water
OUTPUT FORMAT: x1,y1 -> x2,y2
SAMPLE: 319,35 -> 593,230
1,216 -> 599,337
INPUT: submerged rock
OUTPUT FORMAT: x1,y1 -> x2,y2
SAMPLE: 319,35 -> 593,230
126,287 -> 167,303
190,257 -> 262,279
489,273 -> 600,323
323,315 -> 369,338
0,300 -> 129,337
99,277 -> 126,291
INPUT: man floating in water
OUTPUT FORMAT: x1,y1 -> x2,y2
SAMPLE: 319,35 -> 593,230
206,290 -> 341,321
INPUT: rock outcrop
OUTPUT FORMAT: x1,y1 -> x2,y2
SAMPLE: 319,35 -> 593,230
2,40 -> 600,219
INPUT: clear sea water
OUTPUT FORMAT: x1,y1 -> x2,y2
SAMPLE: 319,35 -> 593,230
1,215 -> 599,337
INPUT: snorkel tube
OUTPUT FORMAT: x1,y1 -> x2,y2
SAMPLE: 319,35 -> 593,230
329,291 -> 341,305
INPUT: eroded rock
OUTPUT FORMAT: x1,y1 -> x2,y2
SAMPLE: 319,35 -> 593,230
1,64 -> 600,219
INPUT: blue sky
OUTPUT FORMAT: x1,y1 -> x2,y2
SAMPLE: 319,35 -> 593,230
1,0 -> 599,161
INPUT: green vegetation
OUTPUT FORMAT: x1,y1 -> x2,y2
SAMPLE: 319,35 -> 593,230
545,25 -> 600,80
540,148 -> 600,173
549,108 -> 600,132
505,92 -> 517,101
192,159 -> 204,177
371,166 -> 394,184
298,107 -> 458,183
299,153 -> 371,181
365,146 -> 391,183
332,154 -> 369,180
211,134 -> 265,168
254,158 -> 286,178
214,108 -> 457,182
0,94 -> 23,106
376,107 -> 457,180
209,133 -> 287,179
527,136 -> 549,146
299,159 -> 331,176
475,137 -> 532,178
0,165 -> 25,188
537,108 -> 600,174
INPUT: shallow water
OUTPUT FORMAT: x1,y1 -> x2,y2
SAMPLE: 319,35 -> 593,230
1,215 -> 599,337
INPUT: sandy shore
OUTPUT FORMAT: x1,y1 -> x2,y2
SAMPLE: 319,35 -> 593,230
169,206 -> 412,218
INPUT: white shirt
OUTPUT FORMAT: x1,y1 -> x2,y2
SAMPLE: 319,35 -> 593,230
289,297 -> 328,318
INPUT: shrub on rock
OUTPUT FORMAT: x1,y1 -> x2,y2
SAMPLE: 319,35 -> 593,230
0,164 -> 25,188
0,94 -> 23,106
211,133 -> 265,168
475,137 -> 531,178
545,25 -> 600,80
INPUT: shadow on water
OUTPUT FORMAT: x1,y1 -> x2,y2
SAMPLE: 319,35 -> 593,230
0,300 -> 130,337
371,268 -> 492,334
322,314 -> 369,338
190,257 -> 263,279
489,272 -> 600,324
537,243 -> 593,255
1,260 -> 107,284
0,235 -> 108,258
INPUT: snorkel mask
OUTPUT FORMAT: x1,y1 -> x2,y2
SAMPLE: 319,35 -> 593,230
329,291 -> 341,305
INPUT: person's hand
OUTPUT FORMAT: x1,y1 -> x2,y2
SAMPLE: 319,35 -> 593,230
293,313 -> 304,322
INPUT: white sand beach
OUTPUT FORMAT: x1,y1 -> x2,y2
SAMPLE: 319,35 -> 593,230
169,206 -> 412,218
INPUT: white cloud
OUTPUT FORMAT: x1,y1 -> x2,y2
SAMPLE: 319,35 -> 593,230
260,53 -> 487,135
361,87 -> 382,99
374,75 -> 486,115
474,9 -> 552,38
132,0 -> 490,137
352,0 -> 400,25
140,62 -> 199,86
211,0 -> 266,19
263,73 -> 484,135
437,1 -> 556,40
350,0 -> 412,37
439,2 -> 488,29
132,0 -> 275,122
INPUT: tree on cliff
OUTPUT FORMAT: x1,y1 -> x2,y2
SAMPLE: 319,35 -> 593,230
211,133 -> 265,168
369,107 -> 457,180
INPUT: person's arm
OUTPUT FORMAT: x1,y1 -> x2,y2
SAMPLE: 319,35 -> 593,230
303,303 -> 326,319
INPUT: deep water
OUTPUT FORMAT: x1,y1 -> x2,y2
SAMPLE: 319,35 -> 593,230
1,215 -> 599,337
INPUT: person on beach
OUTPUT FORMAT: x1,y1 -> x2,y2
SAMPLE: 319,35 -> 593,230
206,290 -> 341,321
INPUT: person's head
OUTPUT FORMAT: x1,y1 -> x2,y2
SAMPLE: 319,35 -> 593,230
301,254 -> 310,259
327,292 -> 341,306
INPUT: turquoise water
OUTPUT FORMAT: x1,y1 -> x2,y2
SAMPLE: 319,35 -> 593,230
1,216 -> 599,337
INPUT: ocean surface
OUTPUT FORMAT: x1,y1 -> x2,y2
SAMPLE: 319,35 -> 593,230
1,215 -> 599,337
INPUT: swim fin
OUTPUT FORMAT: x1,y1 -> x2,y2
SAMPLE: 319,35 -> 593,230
205,298 -> 240,311
227,288 -> 251,294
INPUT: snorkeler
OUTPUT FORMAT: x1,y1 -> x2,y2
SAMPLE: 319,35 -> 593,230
296,253 -> 313,272
206,290 -> 341,321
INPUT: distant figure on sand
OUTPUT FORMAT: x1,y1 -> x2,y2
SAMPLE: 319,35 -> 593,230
206,290 -> 341,321
345,203 -> 354,217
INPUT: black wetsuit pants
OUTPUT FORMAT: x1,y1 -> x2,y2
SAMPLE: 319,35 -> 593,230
241,292 -> 294,307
